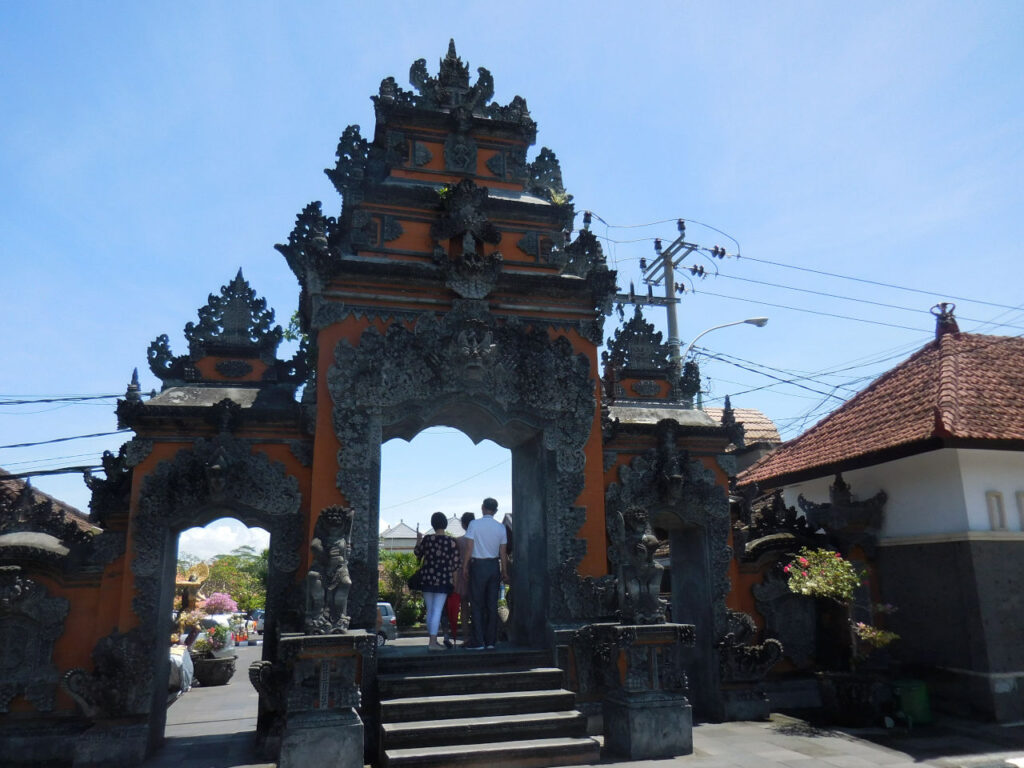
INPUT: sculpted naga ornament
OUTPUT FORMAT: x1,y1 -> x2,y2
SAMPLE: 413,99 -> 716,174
304,506 -> 355,634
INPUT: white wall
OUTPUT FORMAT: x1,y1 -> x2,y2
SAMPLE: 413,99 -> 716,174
781,449 -> 969,538
957,449 -> 1024,532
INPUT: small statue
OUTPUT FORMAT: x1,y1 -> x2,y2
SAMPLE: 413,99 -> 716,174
617,505 -> 666,624
304,505 -> 355,634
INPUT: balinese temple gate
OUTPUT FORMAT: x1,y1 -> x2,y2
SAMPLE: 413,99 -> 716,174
0,43 -> 783,767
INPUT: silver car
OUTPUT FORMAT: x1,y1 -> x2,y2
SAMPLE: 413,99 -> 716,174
377,601 -> 397,645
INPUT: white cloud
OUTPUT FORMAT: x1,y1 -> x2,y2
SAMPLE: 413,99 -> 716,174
178,518 -> 269,562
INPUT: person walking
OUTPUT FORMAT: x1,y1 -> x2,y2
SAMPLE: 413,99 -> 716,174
461,498 -> 508,650
414,512 -> 461,652
443,512 -> 475,647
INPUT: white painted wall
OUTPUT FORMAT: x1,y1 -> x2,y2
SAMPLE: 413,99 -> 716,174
780,447 -> 1024,538
781,449 -> 969,537
957,449 -> 1024,532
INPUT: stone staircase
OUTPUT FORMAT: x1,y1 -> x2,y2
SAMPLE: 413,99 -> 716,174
376,648 -> 600,768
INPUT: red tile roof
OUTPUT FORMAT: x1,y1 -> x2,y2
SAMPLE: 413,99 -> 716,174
740,332 -> 1024,487
704,407 -> 782,445
0,469 -> 93,530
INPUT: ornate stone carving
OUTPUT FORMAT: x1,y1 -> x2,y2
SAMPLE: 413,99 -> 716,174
527,147 -> 571,203
185,269 -> 282,358
430,180 -> 503,299
328,302 -> 597,625
716,610 -> 783,683
324,124 -> 369,209
0,567 -> 68,712
753,567 -> 817,667
412,141 -> 433,167
304,506 -> 355,635
129,435 -> 303,707
444,132 -> 477,173
631,380 -> 660,397
62,628 -> 151,718
384,129 -> 407,166
732,489 -> 824,563
571,622 -> 694,698
276,201 -> 339,291
517,231 -> 539,258
607,506 -> 666,624
381,215 -> 404,243
604,306 -> 670,374
606,437 -> 732,638
720,395 -> 745,448
798,474 -> 887,557
288,440 -> 314,468
216,360 -> 254,378
147,271 -> 285,385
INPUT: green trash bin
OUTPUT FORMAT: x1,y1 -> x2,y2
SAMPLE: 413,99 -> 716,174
894,679 -> 932,725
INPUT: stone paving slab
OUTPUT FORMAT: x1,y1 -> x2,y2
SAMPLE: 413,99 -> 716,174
139,636 -> 1024,768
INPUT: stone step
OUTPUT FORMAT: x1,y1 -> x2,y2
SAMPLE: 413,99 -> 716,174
381,710 -> 587,749
381,689 -> 577,723
377,648 -> 550,677
378,667 -> 564,698
382,736 -> 601,768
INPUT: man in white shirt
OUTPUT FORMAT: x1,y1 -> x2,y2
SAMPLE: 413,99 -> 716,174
461,497 -> 508,649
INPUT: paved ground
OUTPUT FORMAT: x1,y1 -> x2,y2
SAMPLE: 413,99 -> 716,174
142,636 -> 1024,768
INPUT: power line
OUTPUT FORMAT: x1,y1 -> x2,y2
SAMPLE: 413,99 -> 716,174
691,288 -> 926,332
380,457 -> 510,511
0,429 -> 131,451
1,466 -> 102,480
713,274 -> 1024,331
736,254 -> 1021,312
0,393 -> 120,405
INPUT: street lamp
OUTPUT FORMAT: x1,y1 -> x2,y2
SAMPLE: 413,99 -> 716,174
680,317 -> 768,362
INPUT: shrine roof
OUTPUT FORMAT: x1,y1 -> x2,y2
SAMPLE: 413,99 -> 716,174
741,328 -> 1024,488
0,469 -> 93,531
704,407 -> 782,445
607,402 -> 719,428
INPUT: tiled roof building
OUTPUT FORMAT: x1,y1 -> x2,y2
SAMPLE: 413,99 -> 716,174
742,323 -> 1024,488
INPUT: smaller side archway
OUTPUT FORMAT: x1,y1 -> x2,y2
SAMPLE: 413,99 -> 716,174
128,435 -> 304,751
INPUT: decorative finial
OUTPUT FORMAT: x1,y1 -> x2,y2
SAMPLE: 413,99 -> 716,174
931,302 -> 959,339
125,368 -> 141,402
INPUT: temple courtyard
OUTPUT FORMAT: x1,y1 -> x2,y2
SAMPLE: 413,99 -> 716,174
141,642 -> 1024,768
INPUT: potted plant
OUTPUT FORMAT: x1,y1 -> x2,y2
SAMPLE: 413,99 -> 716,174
189,625 -> 237,686
785,547 -> 899,725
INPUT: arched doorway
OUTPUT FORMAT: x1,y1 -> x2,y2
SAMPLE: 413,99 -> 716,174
328,302 -> 599,643
129,434 -> 303,750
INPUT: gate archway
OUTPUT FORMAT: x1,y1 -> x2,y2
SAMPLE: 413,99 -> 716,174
328,302 -> 597,644
129,434 -> 303,748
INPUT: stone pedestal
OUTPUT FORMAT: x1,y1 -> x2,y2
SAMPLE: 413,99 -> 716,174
604,690 -> 692,759
73,721 -> 149,768
280,709 -> 364,768
572,622 -> 695,760
270,631 -> 373,768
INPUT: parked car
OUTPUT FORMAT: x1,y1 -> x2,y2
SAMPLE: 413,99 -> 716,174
377,602 -> 397,646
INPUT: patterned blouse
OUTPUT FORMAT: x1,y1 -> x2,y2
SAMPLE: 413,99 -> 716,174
413,533 -> 461,593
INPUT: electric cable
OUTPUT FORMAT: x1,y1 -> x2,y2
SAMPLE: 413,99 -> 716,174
0,430 -> 132,451
0,393 -> 120,405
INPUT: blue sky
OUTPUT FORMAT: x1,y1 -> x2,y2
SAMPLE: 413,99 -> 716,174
3,2 -> 1022,559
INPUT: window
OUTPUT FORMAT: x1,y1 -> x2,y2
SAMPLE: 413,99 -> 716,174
986,491 -> 1006,531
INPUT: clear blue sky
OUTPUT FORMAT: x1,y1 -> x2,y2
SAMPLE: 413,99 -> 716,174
3,2 -> 1022,558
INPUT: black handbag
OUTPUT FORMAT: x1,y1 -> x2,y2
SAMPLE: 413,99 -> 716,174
408,566 -> 425,591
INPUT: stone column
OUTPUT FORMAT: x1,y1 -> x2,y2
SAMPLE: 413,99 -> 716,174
273,632 -> 373,768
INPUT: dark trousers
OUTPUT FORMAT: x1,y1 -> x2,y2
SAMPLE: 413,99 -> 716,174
469,558 -> 500,647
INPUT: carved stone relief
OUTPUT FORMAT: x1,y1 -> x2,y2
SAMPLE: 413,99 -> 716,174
328,301 -> 598,626
123,434 -> 303,714
0,567 -> 68,712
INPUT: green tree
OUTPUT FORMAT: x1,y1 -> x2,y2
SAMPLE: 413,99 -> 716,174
205,545 -> 269,613
378,551 -> 423,627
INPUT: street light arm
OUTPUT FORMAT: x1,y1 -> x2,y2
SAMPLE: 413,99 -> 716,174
681,317 -> 768,361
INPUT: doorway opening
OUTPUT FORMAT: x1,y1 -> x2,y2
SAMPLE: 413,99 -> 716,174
163,517 -> 269,759
379,428 -> 512,643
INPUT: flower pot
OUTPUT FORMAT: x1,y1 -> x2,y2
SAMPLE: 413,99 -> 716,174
191,654 -> 238,686
816,671 -> 892,726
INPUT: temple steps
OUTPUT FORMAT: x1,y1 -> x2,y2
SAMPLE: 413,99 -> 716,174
377,648 -> 599,768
